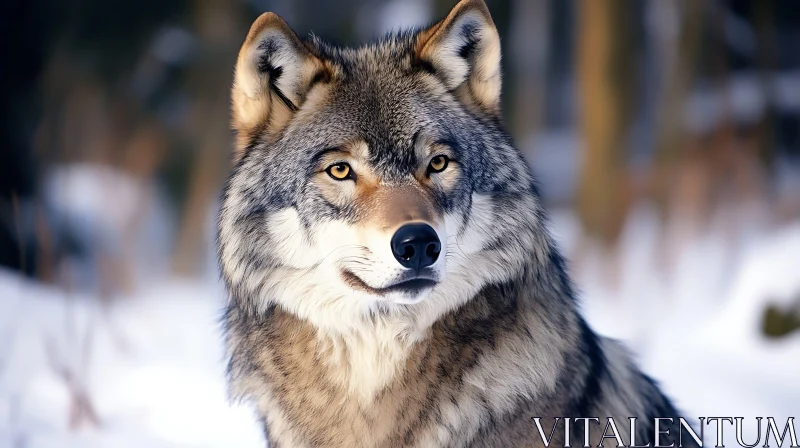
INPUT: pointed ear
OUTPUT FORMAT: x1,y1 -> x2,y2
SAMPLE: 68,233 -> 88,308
414,0 -> 502,114
231,12 -> 329,160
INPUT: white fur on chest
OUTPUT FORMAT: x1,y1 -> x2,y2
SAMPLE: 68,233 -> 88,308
321,321 -> 419,405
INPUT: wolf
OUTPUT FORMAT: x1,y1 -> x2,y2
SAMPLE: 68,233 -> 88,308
217,1 -> 695,446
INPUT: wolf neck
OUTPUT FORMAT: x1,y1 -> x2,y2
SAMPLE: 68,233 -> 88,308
267,260 -> 577,406
319,317 -> 421,404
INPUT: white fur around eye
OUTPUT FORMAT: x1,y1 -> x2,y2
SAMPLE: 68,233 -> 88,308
316,172 -> 356,206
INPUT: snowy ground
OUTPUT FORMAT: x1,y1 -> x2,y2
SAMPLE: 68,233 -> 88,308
1,206 -> 799,447
0,275 -> 262,448
552,206 -> 800,438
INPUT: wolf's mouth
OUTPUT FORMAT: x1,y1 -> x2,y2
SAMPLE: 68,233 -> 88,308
341,270 -> 437,296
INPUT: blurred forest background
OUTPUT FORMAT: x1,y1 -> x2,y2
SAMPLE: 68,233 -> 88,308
1,0 -> 799,446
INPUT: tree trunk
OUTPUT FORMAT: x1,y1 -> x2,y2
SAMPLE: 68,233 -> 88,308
649,0 -> 704,221
509,0 -> 549,150
575,0 -> 636,247
171,0 -> 243,276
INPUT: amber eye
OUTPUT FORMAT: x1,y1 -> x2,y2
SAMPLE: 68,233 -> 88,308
428,155 -> 449,174
326,163 -> 353,180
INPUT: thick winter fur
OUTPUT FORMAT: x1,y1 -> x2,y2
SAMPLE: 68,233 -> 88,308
218,1 -> 694,446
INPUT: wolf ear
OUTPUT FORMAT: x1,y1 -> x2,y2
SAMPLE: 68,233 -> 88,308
231,12 -> 329,160
414,0 -> 502,114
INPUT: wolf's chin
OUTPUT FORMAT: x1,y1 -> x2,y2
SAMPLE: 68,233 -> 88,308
369,279 -> 437,306
388,289 -> 433,305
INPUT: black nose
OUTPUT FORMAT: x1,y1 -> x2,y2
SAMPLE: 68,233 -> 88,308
390,224 -> 441,270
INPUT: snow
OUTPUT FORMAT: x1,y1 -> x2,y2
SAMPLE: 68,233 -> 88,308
551,204 -> 800,442
0,275 -> 262,448
1,199 -> 798,446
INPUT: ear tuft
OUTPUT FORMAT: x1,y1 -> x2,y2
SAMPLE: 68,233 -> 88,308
415,0 -> 502,113
231,12 -> 328,160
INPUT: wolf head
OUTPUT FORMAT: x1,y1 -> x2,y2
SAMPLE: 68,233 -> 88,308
218,0 -> 551,337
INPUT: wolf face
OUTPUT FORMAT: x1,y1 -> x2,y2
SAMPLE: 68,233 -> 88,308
218,0 -> 546,337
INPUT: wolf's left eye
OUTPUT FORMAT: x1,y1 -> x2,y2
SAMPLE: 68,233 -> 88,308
326,163 -> 353,180
428,155 -> 449,174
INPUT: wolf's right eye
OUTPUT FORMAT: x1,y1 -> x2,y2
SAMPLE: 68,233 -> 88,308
326,163 -> 353,181
427,155 -> 449,174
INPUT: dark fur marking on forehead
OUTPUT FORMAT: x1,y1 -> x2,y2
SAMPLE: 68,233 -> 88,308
362,127 -> 419,177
